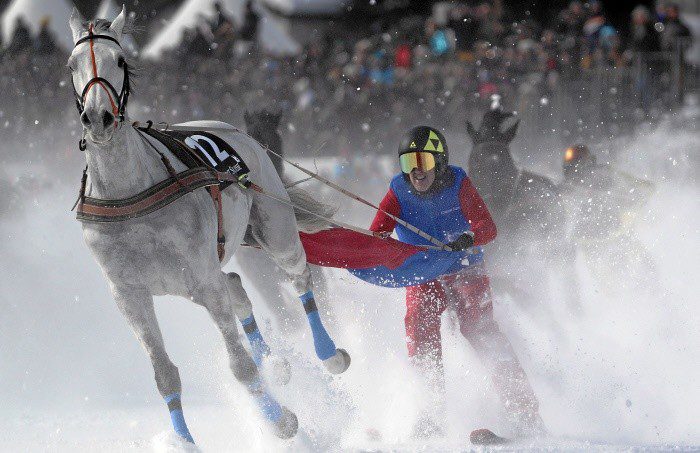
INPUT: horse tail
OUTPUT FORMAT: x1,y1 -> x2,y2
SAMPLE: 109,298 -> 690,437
283,177 -> 337,233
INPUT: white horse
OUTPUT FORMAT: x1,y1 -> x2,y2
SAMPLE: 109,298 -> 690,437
67,6 -> 349,443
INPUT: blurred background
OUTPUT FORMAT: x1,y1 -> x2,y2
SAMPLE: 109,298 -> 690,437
0,0 -> 698,159
0,0 -> 698,451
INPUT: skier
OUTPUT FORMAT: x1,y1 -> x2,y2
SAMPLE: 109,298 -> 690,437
370,126 -> 544,439
560,144 -> 657,294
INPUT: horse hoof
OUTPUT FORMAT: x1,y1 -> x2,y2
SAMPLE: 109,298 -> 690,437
273,406 -> 298,439
323,348 -> 351,374
262,354 -> 291,386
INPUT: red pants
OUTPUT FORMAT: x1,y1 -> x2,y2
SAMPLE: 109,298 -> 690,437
404,266 -> 540,422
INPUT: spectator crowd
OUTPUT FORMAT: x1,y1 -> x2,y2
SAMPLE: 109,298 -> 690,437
0,0 -> 695,160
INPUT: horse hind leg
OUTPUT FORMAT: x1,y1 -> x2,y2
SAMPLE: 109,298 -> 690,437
223,271 -> 291,385
248,195 -> 350,374
242,143 -> 348,371
297,270 -> 351,374
112,287 -> 194,443
234,241 -> 306,333
196,279 -> 298,438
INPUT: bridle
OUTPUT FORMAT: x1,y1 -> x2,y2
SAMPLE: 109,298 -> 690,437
72,24 -> 130,148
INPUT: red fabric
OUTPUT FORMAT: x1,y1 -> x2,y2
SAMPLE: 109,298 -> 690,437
395,44 -> 413,68
404,269 -> 541,418
369,188 -> 400,234
478,82 -> 498,98
405,272 -> 493,359
299,228 -> 418,270
459,177 -> 497,245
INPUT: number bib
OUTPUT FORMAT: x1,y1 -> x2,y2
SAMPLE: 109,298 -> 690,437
137,127 -> 251,190
167,130 -> 250,177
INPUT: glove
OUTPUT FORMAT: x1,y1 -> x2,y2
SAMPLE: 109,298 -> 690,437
446,231 -> 474,251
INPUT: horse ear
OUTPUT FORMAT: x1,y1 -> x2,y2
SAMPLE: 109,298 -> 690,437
69,7 -> 84,43
502,119 -> 519,143
466,121 -> 478,143
109,5 -> 126,39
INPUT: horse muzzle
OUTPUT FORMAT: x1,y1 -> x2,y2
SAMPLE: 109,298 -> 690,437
81,107 -> 117,142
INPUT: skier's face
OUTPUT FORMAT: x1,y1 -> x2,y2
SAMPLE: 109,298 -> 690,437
409,167 -> 436,192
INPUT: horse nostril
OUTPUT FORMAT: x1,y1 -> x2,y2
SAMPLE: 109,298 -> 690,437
102,111 -> 114,128
81,112 -> 91,126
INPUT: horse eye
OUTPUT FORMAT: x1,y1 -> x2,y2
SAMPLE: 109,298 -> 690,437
117,57 -> 125,68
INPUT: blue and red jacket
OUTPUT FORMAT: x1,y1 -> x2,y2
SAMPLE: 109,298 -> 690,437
370,166 -> 497,267
296,166 -> 497,287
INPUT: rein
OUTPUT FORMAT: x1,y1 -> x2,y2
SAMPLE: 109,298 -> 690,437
260,147 -> 454,251
162,124 -> 456,252
74,122 -> 236,262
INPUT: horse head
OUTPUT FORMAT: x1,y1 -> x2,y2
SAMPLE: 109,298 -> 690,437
466,108 -> 519,147
68,6 -> 130,146
466,108 -> 520,218
244,109 -> 282,138
244,109 -> 284,174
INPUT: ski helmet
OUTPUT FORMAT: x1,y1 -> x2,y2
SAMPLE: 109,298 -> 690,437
563,144 -> 596,177
397,126 -> 449,174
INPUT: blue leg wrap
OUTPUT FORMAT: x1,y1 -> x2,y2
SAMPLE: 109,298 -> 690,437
241,314 -> 270,366
300,291 -> 336,360
164,393 -> 194,443
249,378 -> 282,422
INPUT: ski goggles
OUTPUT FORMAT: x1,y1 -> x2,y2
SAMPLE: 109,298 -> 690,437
400,152 -> 436,173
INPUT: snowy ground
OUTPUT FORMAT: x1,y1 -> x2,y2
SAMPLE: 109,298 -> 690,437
0,120 -> 698,451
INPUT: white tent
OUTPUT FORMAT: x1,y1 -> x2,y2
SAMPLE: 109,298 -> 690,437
260,0 -> 348,17
682,13 -> 700,65
143,0 -> 300,59
94,0 -> 139,56
1,0 -> 75,50
96,0 -> 120,21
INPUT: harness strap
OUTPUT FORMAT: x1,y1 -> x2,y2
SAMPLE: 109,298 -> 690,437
71,165 -> 89,211
134,123 -> 232,262
85,25 -> 119,125
209,184 -> 226,261
242,181 -> 451,249
75,168 -> 222,222
137,124 -> 203,169
76,124 -> 242,262
77,121 -> 449,264
133,123 -> 183,183
262,145 -> 454,251
72,26 -> 130,123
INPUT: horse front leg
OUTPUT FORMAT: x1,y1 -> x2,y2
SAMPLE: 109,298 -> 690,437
112,286 -> 194,443
196,282 -> 298,439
